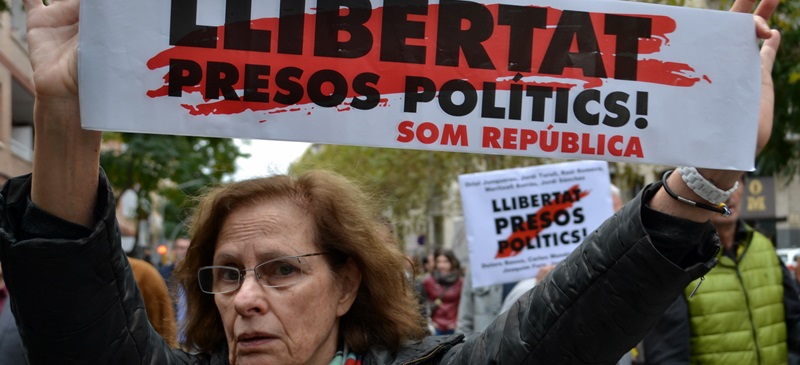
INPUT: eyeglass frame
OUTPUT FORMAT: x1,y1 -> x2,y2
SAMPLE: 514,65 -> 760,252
197,252 -> 330,294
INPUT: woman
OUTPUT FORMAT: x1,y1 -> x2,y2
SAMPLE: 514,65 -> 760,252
0,0 -> 781,364
175,171 -> 428,363
422,250 -> 464,336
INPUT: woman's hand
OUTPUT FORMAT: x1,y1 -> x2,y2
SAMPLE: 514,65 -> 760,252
535,265 -> 556,283
732,0 -> 781,154
652,0 -> 781,222
24,0 -> 80,101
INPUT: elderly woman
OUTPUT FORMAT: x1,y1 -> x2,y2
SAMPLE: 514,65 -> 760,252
0,0 -> 781,363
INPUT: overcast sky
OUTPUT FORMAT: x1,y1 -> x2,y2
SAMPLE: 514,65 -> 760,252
231,139 -> 312,181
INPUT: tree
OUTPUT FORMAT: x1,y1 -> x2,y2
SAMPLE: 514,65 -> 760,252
757,0 -> 800,178
100,133 -> 247,256
289,144 -> 559,245
290,145 -> 642,248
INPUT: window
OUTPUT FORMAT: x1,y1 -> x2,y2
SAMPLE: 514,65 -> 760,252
10,0 -> 27,45
11,78 -> 34,162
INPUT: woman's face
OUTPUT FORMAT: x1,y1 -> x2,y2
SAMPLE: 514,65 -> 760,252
435,254 -> 452,274
213,199 -> 358,365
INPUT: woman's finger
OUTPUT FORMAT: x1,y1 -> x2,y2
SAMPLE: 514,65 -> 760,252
754,16 -> 773,39
753,0 -> 779,22
730,0 -> 758,14
22,0 -> 45,12
761,30 -> 781,75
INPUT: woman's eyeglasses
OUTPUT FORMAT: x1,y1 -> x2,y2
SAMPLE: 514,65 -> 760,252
198,252 -> 329,294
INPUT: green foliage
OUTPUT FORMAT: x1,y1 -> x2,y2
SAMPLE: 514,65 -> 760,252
0,1 -> 9,13
100,133 -> 247,241
290,145 -> 552,242
757,0 -> 800,179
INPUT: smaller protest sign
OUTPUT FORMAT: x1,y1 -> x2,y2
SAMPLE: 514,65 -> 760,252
459,160 -> 612,288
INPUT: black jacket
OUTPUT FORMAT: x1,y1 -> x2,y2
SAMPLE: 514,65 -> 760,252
0,172 -> 720,364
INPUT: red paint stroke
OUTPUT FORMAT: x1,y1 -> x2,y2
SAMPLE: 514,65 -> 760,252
496,184 -> 590,258
147,4 -> 704,117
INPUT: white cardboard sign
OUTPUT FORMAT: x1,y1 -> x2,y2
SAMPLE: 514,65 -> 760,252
459,160 -> 613,288
79,0 -> 760,170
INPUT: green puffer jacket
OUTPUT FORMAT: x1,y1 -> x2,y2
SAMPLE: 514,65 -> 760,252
684,226 -> 786,365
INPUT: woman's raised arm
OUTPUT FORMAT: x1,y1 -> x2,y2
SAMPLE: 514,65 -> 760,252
26,0 -> 102,227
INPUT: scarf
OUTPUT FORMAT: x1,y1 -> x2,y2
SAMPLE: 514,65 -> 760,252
329,343 -> 363,365
434,270 -> 460,286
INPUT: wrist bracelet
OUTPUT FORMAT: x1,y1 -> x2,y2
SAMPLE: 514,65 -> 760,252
662,170 -> 731,216
678,166 -> 739,205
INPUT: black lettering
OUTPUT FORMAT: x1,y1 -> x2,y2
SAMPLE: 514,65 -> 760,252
439,79 -> 477,117
603,91 -> 630,127
206,61 -> 240,100
574,89 -> 600,125
170,0 -> 217,48
224,0 -> 270,52
498,240 -> 509,253
540,11 -> 606,78
497,4 -> 547,72
525,212 -> 540,230
314,0 -> 373,58
540,211 -> 552,228
274,67 -> 305,105
605,14 -> 652,81
168,59 -> 203,97
510,238 -> 525,252
555,88 -> 569,123
404,76 -> 436,112
495,217 -> 509,234
527,85 -> 553,122
436,0 -> 496,69
509,83 -> 524,120
511,216 -> 524,232
351,72 -> 381,110
278,0 -> 306,54
307,69 -> 348,107
481,82 -> 505,119
243,64 -> 270,102
553,209 -> 570,225
573,207 -> 585,224
380,0 -> 428,64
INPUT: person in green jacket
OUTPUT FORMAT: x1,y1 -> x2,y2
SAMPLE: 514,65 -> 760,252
643,175 -> 800,365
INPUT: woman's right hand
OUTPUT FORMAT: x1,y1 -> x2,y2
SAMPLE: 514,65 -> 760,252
24,0 -> 80,101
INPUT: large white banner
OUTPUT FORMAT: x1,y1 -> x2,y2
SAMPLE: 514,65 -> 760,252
80,0 -> 760,170
459,160 -> 613,288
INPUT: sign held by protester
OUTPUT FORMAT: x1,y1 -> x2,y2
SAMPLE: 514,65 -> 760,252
459,160 -> 613,288
80,0 -> 760,170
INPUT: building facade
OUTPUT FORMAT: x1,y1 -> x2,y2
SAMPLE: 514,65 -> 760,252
0,2 -> 35,183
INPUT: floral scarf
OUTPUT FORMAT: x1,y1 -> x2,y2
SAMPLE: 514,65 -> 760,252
328,343 -> 363,365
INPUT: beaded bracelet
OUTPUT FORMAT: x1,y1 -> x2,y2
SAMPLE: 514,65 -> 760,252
679,166 -> 739,205
662,170 -> 731,216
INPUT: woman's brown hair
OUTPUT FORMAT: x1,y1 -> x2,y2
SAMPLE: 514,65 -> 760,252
174,170 -> 428,354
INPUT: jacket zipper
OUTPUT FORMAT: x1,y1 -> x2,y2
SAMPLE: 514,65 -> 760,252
689,244 -> 721,298
400,343 -> 447,365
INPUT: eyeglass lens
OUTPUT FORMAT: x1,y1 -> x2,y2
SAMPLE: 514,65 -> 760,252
199,256 -> 306,294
